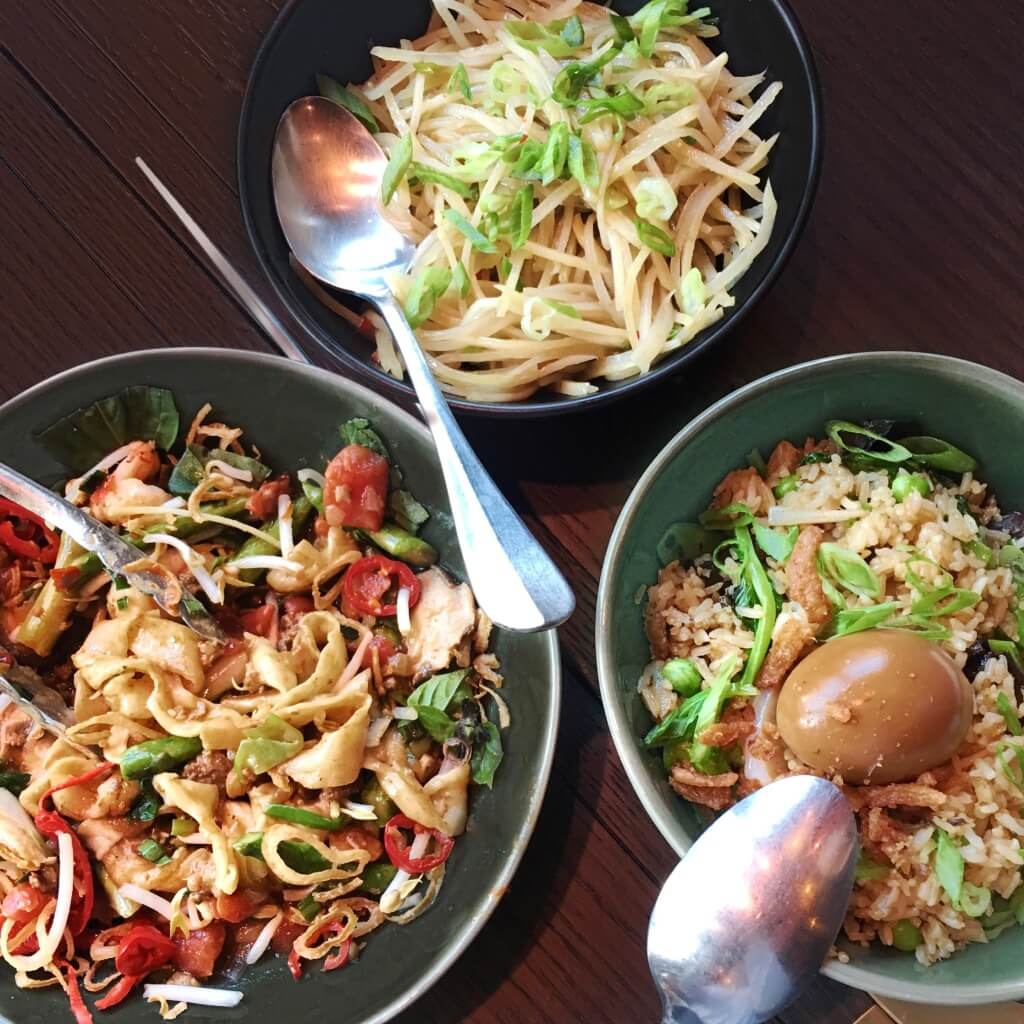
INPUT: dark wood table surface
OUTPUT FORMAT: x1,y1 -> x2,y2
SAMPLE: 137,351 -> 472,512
3,1 -> 1023,1021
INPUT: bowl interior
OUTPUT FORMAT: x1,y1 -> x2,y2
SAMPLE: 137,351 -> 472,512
237,0 -> 821,416
0,349 -> 559,1024
597,352 -> 1024,1005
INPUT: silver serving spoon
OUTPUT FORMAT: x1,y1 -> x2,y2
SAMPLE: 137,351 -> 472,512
272,96 -> 575,634
649,775 -> 858,1024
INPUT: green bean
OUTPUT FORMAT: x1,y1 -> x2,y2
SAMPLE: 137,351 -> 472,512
14,532 -> 82,656
142,498 -> 249,540
120,736 -> 202,780
359,862 -> 398,896
360,776 -> 397,827
296,893 -> 321,922
364,521 -> 438,568
264,804 -> 346,831
228,496 -> 314,583
892,919 -> 922,952
662,658 -> 701,697
892,471 -> 932,502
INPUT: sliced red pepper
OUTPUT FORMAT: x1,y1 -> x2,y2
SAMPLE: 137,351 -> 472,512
342,556 -> 420,618
323,445 -> 389,532
94,973 -> 143,1010
287,944 -> 303,981
383,814 -> 455,874
62,962 -> 94,1024
114,923 -> 176,977
0,498 -> 59,564
322,938 -> 352,972
2,883 -> 50,923
35,762 -> 114,936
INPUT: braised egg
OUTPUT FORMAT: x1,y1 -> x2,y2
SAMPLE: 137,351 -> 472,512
775,630 -> 973,784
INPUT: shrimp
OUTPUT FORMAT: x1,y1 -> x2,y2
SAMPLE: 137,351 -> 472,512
89,441 -> 169,523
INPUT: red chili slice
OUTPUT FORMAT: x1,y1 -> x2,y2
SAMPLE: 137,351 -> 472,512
0,498 -> 59,564
94,972 -> 143,1010
322,938 -> 352,972
342,556 -> 420,618
62,962 -> 94,1024
286,921 -> 353,980
114,923 -> 176,977
35,761 -> 114,936
382,814 -> 455,874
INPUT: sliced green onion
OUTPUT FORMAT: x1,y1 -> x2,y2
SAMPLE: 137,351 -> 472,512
409,162 -> 476,199
997,693 -> 1022,736
753,523 -> 798,564
551,45 -> 618,105
817,543 -> 883,600
265,803 -> 346,831
773,474 -> 799,499
892,471 -> 932,502
610,11 -> 634,41
171,817 -> 197,837
960,881 -> 992,918
404,267 -> 453,329
826,420 -> 912,464
699,502 -> 753,530
643,81 -> 693,115
138,839 -> 171,865
536,122 -> 570,185
543,299 -> 580,319
567,133 -> 599,189
934,828 -> 964,909
381,133 -> 413,205
443,209 -> 496,253
966,539 -> 993,566
452,261 -> 471,298
504,18 -> 585,57
635,218 -> 675,257
316,74 -> 379,133
296,893 -> 321,922
1000,742 -> 1024,794
900,436 -> 977,473
447,63 -> 471,102
505,184 -> 534,250
578,87 -> 645,125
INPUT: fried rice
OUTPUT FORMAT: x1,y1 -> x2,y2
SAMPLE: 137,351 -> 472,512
639,429 -> 1024,965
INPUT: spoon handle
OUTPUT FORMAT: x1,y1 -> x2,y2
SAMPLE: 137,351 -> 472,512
375,293 -> 575,632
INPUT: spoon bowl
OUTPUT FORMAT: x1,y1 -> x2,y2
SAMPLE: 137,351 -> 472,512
648,776 -> 857,1024
272,95 -> 575,633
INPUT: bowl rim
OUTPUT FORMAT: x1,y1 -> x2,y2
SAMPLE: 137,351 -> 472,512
0,346 -> 562,1024
236,0 -> 824,418
595,349 -> 1024,1006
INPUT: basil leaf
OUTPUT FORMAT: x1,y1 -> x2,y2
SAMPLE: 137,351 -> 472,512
934,828 -> 964,909
444,209 -> 497,253
382,133 -> 413,204
404,267 -> 454,329
656,522 -> 715,566
339,418 -> 390,461
817,543 -> 883,600
389,489 -> 430,534
636,218 -> 676,257
578,86 -> 645,125
447,63 -> 471,102
752,523 -> 798,564
408,670 -> 472,713
409,163 -> 477,199
471,721 -> 503,787
567,133 -> 600,189
167,444 -> 271,497
36,386 -> 180,473
316,74 -> 379,133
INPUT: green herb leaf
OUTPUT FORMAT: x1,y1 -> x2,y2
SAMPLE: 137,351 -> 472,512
339,417 -> 390,461
551,44 -> 619,105
656,522 -> 715,566
447,63 -> 471,102
444,209 -> 497,253
409,163 -> 477,199
167,444 -> 271,498
817,543 -> 883,600
388,489 -> 430,534
560,14 -> 585,47
821,601 -> 902,640
753,524 -> 798,564
610,11 -> 635,42
855,852 -> 891,881
734,527 -> 777,688
382,133 -> 413,204
128,780 -> 161,823
36,386 -> 180,474
316,74 -> 379,133
567,133 -> 600,189
645,689 -> 708,748
471,721 -> 503,787
138,839 -> 171,865
404,267 -> 454,329
635,218 -> 676,257
407,669 -> 472,743
689,654 -> 741,770
934,828 -> 964,909
997,692 -> 1023,736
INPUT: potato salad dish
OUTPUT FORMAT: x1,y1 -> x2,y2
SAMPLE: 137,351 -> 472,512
0,387 -> 507,1020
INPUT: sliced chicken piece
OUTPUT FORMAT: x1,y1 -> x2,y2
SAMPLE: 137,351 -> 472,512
404,568 -> 476,682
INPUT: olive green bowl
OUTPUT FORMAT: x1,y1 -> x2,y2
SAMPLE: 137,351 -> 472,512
0,349 -> 559,1024
596,351 -> 1024,1007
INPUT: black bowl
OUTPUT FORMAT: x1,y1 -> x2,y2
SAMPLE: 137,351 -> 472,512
238,0 -> 823,417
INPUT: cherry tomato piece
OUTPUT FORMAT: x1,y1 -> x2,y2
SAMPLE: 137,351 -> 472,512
323,445 -> 389,532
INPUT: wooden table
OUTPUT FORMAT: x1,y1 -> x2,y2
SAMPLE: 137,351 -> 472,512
2,1 -> 1022,1020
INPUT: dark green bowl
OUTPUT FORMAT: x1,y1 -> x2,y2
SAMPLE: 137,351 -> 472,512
597,352 -> 1024,1006
0,349 -> 559,1024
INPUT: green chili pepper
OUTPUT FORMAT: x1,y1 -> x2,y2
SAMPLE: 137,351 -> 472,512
892,471 -> 932,502
233,832 -> 265,860
296,893 -> 321,922
278,840 -> 332,875
265,804 -> 347,831
363,522 -> 438,568
892,919 -> 922,952
138,839 -> 171,864
360,862 -> 398,896
121,736 -> 203,780
234,715 -> 304,778
360,776 -> 397,827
